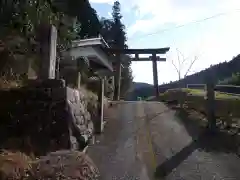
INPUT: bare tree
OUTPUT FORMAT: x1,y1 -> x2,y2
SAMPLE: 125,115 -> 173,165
171,48 -> 199,108
171,48 -> 198,80
184,55 -> 198,77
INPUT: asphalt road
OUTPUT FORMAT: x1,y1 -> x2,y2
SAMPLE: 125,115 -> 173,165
88,101 -> 240,180
88,101 -> 151,180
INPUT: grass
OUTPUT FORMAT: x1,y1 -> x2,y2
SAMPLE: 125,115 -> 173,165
0,150 -> 100,180
0,76 -> 24,89
156,88 -> 240,120
162,88 -> 240,100
186,88 -> 240,100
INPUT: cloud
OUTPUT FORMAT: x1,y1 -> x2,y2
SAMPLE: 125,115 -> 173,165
130,7 -> 240,83
107,11 -> 112,18
90,0 -> 240,83
90,0 -> 240,37
126,0 -> 240,37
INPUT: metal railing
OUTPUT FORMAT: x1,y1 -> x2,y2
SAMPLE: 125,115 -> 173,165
186,84 -> 240,96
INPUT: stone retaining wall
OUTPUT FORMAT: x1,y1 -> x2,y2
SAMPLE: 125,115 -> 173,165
0,79 -> 104,156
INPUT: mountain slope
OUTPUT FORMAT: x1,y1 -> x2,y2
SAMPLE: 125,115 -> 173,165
132,82 -> 152,90
129,54 -> 240,99
126,82 -> 153,100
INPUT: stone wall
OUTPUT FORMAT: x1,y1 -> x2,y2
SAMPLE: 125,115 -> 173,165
0,79 -> 104,156
66,87 -> 95,150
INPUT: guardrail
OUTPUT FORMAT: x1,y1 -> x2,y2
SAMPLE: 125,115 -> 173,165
162,83 -> 240,132
186,84 -> 206,90
187,84 -> 240,95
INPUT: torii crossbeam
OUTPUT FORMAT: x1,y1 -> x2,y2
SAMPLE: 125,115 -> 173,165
103,47 -> 170,100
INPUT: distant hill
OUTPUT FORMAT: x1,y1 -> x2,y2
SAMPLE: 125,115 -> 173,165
126,82 -> 153,100
129,54 -> 240,99
132,82 -> 152,90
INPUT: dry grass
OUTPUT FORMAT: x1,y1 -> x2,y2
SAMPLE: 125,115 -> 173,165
0,69 -> 27,90
0,150 -> 32,180
0,150 -> 100,180
79,86 -> 109,117
30,150 -> 100,180
0,76 -> 24,89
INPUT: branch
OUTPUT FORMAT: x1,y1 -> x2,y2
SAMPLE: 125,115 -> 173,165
176,48 -> 185,61
176,48 -> 181,69
171,59 -> 179,72
184,56 -> 198,77
181,56 -> 188,66
171,59 -> 181,80
176,48 -> 188,70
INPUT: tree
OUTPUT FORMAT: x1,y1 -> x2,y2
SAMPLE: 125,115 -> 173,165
219,72 -> 240,85
171,48 -> 198,80
100,1 -> 133,99
120,55 -> 133,97
111,1 -> 127,49
0,0 -> 62,78
100,18 -> 115,46
112,1 -> 132,98
0,0 -> 102,82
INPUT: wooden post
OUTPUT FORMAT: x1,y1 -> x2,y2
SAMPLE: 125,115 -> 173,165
38,24 -> 57,79
108,76 -> 114,100
206,80 -> 216,132
55,56 -> 60,79
179,80 -> 185,108
114,54 -> 121,101
95,77 -> 105,134
152,54 -> 159,99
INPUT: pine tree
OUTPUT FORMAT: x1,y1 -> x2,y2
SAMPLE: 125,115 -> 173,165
111,1 -> 132,98
111,1 -> 127,49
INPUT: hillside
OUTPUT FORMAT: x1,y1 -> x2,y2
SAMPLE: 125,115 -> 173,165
126,82 -> 154,100
130,54 -> 240,99
132,82 -> 152,90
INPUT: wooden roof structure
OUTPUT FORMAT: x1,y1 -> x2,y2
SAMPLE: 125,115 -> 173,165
62,37 -> 114,72
103,47 -> 170,55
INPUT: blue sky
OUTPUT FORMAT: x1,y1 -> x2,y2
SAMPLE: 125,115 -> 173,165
90,0 -> 240,84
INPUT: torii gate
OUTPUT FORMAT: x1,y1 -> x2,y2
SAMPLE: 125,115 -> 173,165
103,48 -> 170,100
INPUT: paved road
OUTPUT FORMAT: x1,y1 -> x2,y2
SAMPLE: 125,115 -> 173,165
88,101 -> 240,180
88,101 -> 152,180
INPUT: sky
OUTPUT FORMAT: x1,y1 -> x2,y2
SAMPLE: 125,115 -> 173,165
89,0 -> 240,85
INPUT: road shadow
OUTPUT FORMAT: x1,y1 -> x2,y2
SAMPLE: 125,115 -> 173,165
175,107 -> 240,153
155,104 -> 240,179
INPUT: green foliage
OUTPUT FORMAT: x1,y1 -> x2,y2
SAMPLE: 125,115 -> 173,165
0,0 -> 103,85
0,0 -> 132,97
111,1 -> 127,48
100,1 -> 133,98
0,0 -> 71,75
160,88 -> 240,121
219,72 -> 240,85
0,0 -> 57,77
